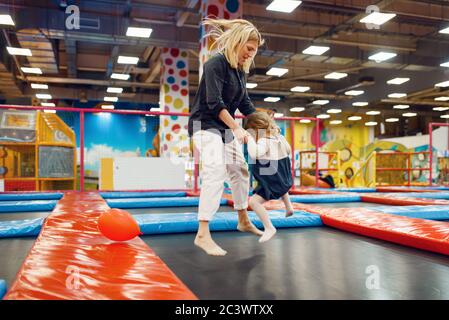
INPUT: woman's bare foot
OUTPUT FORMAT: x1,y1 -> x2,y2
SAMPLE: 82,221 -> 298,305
194,234 -> 227,256
237,221 -> 263,236
285,210 -> 294,217
259,227 -> 277,243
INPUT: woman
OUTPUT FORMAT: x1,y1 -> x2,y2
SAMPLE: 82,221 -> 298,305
188,19 -> 265,256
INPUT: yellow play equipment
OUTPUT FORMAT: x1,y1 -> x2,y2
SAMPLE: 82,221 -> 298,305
0,110 -> 76,191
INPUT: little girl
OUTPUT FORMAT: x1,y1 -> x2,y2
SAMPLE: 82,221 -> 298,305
244,111 -> 294,243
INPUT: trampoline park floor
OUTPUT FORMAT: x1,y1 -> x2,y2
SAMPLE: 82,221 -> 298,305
2,201 -> 449,299
142,226 -> 449,300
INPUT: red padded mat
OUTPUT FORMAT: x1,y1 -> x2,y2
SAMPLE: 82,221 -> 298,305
4,192 -> 197,300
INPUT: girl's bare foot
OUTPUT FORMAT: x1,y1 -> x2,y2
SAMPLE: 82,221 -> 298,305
286,210 -> 294,217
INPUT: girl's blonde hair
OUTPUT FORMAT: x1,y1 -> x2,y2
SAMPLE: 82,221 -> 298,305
202,18 -> 264,73
244,111 -> 279,139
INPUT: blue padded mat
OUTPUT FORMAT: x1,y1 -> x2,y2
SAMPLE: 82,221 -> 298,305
0,193 -> 63,201
100,191 -> 187,199
371,205 -> 449,221
0,211 -> 322,238
289,194 -> 361,203
0,200 -> 57,213
135,210 -> 322,235
0,218 -> 44,238
107,197 -> 227,209
0,279 -> 6,300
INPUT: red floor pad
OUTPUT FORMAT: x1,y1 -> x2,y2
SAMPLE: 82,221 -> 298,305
4,192 -> 197,300
361,194 -> 449,205
290,204 -> 449,256
376,187 -> 439,193
186,191 -> 200,197
289,188 -> 338,195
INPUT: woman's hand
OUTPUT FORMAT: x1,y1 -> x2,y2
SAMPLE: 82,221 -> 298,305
232,127 -> 249,144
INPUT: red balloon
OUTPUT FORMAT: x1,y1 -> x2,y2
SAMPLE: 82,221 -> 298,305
98,209 -> 141,241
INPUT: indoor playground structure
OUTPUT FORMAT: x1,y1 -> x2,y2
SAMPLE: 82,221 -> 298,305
1,0 -> 449,303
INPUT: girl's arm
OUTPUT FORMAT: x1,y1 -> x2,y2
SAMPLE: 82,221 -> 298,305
247,135 -> 269,158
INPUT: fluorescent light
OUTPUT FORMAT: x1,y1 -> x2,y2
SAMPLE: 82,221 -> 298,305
266,0 -> 302,13
41,102 -> 55,107
300,119 -> 311,123
312,100 -> 329,105
402,112 -> 417,117
386,118 -> 399,122
0,15 -> 14,26
107,87 -> 123,93
325,72 -> 347,80
43,109 -> 56,114
388,93 -> 407,98
393,105 -> 409,109
31,83 -> 48,89
266,67 -> 289,77
290,86 -> 310,92
36,93 -> 52,99
345,90 -> 364,96
21,67 -> 42,74
366,111 -> 381,115
365,121 -> 378,126
6,47 -> 32,56
274,113 -> 284,118
440,61 -> 449,68
435,80 -> 449,88
435,96 -> 449,101
433,107 -> 449,111
439,26 -> 449,34
327,109 -> 341,114
441,114 -> 449,119
353,102 -> 368,107
302,45 -> 330,56
317,114 -> 330,119
360,12 -> 396,25
246,83 -> 258,89
101,105 -> 115,110
330,120 -> 342,125
368,52 -> 397,63
126,27 -> 153,38
111,73 -> 130,80
348,116 -> 362,121
387,77 -> 410,85
264,97 -> 281,102
290,107 -> 305,112
104,96 -> 119,102
117,55 -> 139,64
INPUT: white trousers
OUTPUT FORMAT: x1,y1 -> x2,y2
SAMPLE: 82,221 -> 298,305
193,130 -> 249,221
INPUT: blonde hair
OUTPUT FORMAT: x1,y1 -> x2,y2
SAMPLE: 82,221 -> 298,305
202,18 -> 264,73
244,111 -> 279,140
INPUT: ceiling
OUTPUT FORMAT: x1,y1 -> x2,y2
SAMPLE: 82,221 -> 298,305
1,0 -> 449,135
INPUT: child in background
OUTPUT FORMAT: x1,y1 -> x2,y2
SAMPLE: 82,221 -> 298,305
244,112 -> 294,243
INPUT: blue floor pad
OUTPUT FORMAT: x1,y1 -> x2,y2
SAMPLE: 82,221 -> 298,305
0,211 -> 322,238
371,205 -> 449,221
0,218 -> 44,238
0,279 -> 6,300
0,193 -> 63,201
106,197 -> 227,209
100,191 -> 187,199
332,188 -> 377,193
0,200 -> 57,213
134,210 -> 323,235
289,194 -> 361,203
